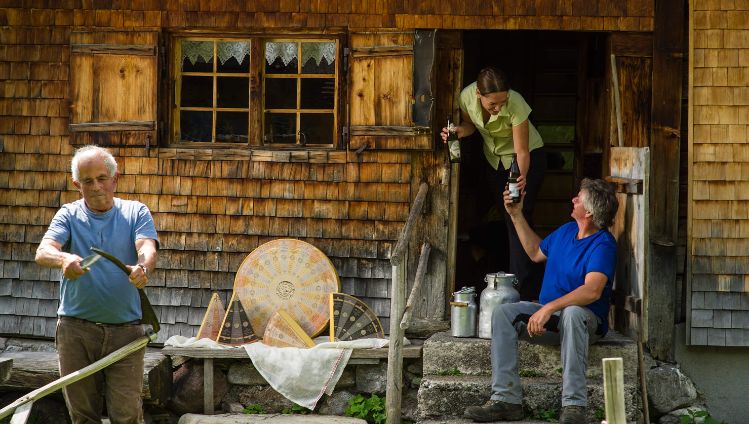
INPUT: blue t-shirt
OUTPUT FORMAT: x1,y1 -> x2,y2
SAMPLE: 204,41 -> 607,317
539,221 -> 617,335
43,198 -> 159,324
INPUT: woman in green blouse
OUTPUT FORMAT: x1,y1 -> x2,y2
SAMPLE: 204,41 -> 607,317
442,67 -> 547,300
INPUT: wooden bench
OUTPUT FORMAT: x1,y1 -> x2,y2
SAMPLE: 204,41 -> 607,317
0,350 -> 171,406
161,344 -> 423,414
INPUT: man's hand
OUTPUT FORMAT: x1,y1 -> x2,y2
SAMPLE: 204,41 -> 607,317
527,305 -> 554,337
127,264 -> 148,289
503,175 -> 527,217
61,254 -> 87,280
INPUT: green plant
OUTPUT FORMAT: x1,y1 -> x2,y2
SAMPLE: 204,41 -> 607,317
533,409 -> 558,422
282,403 -> 312,414
345,393 -> 386,424
242,404 -> 265,414
437,367 -> 462,376
679,409 -> 726,424
518,369 -> 544,377
595,407 -> 606,420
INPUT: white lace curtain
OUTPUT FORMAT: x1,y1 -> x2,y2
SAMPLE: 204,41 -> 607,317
182,41 -> 250,65
181,40 -> 336,68
265,41 -> 336,67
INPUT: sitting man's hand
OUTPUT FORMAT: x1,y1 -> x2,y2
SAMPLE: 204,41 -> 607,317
503,175 -> 526,218
527,305 -> 553,337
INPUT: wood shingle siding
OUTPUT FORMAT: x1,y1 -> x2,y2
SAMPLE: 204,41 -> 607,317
688,1 -> 749,346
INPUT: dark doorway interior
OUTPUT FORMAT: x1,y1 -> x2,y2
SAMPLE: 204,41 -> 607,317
454,30 -> 608,294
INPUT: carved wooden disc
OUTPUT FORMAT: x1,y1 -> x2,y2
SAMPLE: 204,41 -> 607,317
234,239 -> 340,337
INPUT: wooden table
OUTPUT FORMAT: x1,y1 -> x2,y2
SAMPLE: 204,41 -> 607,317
161,344 -> 422,414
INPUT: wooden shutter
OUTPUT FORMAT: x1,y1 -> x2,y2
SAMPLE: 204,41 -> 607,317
348,30 -> 434,150
69,31 -> 159,147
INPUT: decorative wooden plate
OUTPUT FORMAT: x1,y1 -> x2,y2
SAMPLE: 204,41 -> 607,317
234,238 -> 340,337
196,292 -> 226,341
329,292 -> 384,342
217,291 -> 259,346
263,310 -> 316,348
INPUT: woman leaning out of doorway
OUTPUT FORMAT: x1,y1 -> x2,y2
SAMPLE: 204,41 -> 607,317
441,66 -> 547,301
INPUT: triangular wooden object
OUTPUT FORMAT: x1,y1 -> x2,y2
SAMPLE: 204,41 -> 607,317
217,292 -> 259,346
263,309 -> 315,348
329,292 -> 384,342
196,293 -> 226,341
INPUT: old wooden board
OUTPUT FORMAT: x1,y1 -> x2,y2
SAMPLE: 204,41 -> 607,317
0,351 -> 171,406
609,147 -> 650,342
161,344 -> 422,359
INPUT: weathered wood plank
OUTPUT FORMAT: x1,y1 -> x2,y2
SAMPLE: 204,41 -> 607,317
0,351 -> 171,406
161,345 -> 421,359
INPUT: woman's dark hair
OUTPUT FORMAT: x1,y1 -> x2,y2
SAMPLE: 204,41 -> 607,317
477,67 -> 510,95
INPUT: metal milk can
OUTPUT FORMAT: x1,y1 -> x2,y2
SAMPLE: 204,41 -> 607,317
451,286 -> 477,337
478,272 -> 520,339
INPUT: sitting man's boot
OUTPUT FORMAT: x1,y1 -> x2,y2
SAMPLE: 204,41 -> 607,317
464,399 -> 524,422
559,405 -> 586,424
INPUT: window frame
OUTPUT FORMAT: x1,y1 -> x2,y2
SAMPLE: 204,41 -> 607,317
168,32 -> 344,150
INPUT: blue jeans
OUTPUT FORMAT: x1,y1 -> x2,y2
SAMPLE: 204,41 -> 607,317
56,317 -> 146,424
490,301 -> 602,407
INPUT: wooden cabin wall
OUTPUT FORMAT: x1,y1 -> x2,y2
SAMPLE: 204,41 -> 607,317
0,2 -> 655,343
687,1 -> 749,347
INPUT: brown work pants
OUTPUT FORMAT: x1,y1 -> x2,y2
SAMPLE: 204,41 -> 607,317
56,317 -> 146,424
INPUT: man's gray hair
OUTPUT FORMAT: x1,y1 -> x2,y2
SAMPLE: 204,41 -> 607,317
70,145 -> 118,182
580,178 -> 619,229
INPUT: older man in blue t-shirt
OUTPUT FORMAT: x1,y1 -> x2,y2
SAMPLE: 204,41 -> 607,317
36,145 -> 158,424
464,178 -> 619,424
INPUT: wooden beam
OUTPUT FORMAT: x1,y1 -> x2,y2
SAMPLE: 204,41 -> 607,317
71,44 -> 156,55
605,176 -> 644,195
648,0 -> 685,361
603,357 -> 626,424
69,121 -> 155,132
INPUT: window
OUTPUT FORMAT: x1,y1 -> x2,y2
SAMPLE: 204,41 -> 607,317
173,36 -> 339,148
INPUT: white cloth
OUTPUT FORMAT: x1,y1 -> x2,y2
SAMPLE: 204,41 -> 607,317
163,335 -> 389,410
244,338 -> 389,410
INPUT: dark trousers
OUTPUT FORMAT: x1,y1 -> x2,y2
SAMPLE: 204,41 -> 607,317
56,317 -> 146,424
487,147 -> 547,301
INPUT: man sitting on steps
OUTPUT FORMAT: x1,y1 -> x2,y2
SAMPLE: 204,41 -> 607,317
464,178 -> 619,424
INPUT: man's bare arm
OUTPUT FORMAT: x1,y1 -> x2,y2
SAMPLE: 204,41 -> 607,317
35,238 -> 86,280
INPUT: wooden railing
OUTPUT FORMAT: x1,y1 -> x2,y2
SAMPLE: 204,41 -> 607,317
386,182 -> 430,424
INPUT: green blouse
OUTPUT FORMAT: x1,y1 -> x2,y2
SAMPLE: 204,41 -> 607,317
458,82 -> 544,170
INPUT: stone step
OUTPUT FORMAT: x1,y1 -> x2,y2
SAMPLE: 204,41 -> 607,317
417,375 -> 642,423
177,414 -> 367,424
419,419 -> 550,424
419,419 -> 549,424
423,331 -> 639,383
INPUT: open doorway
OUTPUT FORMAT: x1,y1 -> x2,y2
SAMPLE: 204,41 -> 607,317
454,30 -> 608,295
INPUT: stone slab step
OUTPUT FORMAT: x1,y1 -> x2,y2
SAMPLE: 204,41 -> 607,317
417,418 -> 549,424
419,419 -> 550,424
417,375 -> 641,423
423,331 -> 639,383
177,414 -> 367,424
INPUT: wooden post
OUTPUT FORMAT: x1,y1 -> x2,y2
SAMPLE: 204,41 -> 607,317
386,263 -> 406,424
603,358 -> 626,424
204,358 -> 214,414
648,0 -> 685,360
446,162 -> 460,310
400,242 -> 432,330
